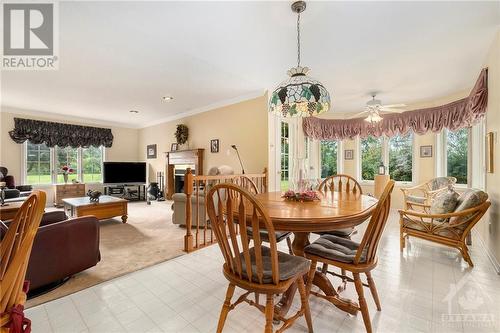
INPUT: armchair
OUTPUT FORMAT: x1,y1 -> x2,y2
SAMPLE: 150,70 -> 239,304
401,177 -> 456,210
399,198 -> 490,267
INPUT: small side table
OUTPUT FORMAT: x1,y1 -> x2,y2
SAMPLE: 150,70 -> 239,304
374,174 -> 390,199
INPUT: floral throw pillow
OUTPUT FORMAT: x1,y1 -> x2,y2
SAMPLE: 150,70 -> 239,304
449,189 -> 488,225
430,186 -> 459,220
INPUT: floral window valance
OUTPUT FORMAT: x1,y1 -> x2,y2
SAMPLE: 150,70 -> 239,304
303,68 -> 488,140
9,118 -> 114,148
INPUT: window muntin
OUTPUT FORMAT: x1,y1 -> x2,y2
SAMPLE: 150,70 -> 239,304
320,141 -> 338,178
446,128 -> 468,185
389,133 -> 413,182
24,142 -> 104,185
55,146 -> 79,183
361,137 -> 383,181
82,146 -> 103,183
26,142 -> 51,185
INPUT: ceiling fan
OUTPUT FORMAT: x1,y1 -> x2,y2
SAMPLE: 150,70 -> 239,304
349,94 -> 406,122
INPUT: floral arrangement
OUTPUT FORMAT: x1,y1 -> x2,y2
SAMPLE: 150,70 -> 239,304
61,165 -> 74,175
175,124 -> 189,145
283,189 -> 320,202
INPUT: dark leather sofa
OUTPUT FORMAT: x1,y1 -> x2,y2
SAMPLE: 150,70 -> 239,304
1,211 -> 101,291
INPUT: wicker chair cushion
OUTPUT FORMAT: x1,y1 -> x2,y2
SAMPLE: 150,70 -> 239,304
430,187 -> 459,220
450,189 -> 488,225
406,195 -> 426,204
246,228 -> 291,243
238,246 -> 310,283
402,217 -> 465,240
304,234 -> 366,263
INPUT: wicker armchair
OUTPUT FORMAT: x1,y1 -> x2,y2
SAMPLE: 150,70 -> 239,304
401,177 -> 457,210
399,200 -> 490,266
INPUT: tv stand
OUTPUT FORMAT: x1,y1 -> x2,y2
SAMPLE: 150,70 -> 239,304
103,184 -> 146,201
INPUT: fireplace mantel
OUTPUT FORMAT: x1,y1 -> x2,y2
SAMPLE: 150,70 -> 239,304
165,149 -> 204,199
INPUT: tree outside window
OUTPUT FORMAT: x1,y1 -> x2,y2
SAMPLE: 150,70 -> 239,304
320,141 -> 337,178
361,137 -> 382,181
447,128 -> 468,184
389,133 -> 413,182
26,142 -> 51,185
82,146 -> 103,183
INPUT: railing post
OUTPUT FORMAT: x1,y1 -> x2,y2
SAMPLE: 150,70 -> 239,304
263,167 -> 268,193
184,168 -> 194,252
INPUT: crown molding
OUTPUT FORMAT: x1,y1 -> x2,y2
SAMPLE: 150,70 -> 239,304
0,105 -> 140,129
140,90 -> 266,128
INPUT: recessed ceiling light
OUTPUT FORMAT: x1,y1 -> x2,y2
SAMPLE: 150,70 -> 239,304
129,110 -> 139,113
162,96 -> 174,101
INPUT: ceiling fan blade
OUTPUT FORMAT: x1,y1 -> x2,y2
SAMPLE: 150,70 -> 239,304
379,106 -> 405,112
379,109 -> 403,114
348,111 -> 368,119
382,103 -> 407,108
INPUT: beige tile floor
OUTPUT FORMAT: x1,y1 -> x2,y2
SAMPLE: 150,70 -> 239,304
25,212 -> 500,333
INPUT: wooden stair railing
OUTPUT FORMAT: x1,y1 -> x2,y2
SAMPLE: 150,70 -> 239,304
183,168 -> 268,252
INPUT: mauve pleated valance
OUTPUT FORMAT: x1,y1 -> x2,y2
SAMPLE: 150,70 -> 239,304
9,118 -> 114,148
303,68 -> 488,140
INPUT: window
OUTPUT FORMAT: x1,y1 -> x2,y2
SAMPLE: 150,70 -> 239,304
23,141 -> 104,185
320,141 -> 338,178
82,146 -> 103,183
280,121 -> 290,191
446,128 -> 468,184
360,137 -> 383,181
389,133 -> 413,182
55,146 -> 78,183
26,142 -> 51,185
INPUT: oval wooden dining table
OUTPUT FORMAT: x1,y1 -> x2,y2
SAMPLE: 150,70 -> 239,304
253,190 -> 379,318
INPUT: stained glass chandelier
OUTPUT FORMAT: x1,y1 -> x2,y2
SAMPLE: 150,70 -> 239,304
269,1 -> 331,118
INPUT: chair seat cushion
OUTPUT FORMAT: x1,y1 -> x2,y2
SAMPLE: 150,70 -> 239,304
316,228 -> 354,238
304,234 -> 366,263
239,246 -> 310,283
402,217 -> 465,240
406,195 -> 426,204
246,228 -> 291,243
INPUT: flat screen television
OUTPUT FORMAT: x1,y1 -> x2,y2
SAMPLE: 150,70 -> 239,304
103,162 -> 146,184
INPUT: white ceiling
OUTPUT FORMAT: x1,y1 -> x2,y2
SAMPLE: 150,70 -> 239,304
1,1 -> 499,128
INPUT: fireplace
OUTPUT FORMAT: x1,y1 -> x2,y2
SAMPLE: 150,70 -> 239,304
166,149 -> 204,199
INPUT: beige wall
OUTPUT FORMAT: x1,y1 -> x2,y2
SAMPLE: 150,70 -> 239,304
477,29 -> 500,270
138,94 -> 269,182
0,107 -> 140,205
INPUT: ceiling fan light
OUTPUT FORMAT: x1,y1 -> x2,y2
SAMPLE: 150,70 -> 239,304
364,113 -> 383,123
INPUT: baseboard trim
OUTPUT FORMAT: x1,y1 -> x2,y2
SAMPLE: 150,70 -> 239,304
473,229 -> 500,274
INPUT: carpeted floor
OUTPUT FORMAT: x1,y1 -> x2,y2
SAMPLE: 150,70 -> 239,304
27,200 -> 186,308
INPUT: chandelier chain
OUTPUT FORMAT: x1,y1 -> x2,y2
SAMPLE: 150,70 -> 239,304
297,11 -> 301,67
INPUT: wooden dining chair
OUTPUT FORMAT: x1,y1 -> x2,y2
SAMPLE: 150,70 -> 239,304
304,180 -> 395,333
206,183 -> 313,333
236,176 -> 293,255
1,191 -> 46,333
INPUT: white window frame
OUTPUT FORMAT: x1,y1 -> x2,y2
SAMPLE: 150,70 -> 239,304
358,134 -> 416,185
436,122 -> 484,189
22,142 -> 105,186
316,139 -> 343,179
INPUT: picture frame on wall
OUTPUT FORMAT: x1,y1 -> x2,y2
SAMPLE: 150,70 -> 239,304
211,139 -> 219,153
147,144 -> 157,159
420,145 -> 433,158
487,132 -> 495,173
344,149 -> 354,160
171,143 -> 178,151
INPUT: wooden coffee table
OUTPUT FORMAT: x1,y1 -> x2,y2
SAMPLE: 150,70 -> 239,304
62,195 -> 128,223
